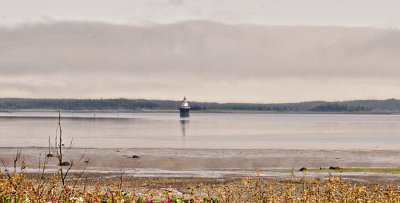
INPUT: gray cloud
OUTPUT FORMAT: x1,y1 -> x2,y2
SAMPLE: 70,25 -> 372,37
0,21 -> 400,102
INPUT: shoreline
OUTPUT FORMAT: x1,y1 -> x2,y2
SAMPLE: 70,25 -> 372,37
2,147 -> 399,167
1,109 -> 400,115
1,147 -> 399,182
1,147 -> 399,186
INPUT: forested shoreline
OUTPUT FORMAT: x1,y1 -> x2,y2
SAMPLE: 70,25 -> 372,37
1,98 -> 400,113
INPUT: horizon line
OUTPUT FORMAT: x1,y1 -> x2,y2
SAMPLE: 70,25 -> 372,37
0,97 -> 398,105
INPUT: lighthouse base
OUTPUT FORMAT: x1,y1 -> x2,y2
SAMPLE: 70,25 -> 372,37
180,109 -> 190,117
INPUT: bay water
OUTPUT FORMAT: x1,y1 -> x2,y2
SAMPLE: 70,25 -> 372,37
1,111 -> 400,150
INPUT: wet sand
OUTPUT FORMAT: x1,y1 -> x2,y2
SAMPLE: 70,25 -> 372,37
1,147 -> 399,179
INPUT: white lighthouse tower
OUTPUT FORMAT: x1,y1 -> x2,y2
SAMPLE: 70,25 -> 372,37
179,97 -> 190,117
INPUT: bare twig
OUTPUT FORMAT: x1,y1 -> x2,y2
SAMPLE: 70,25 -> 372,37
57,110 -> 65,185
0,159 -> 11,179
63,161 -> 73,184
79,150 -> 87,162
48,136 -> 51,156
41,151 -> 50,180
72,158 -> 90,188
54,134 -> 58,156
13,149 -> 21,173
38,152 -> 41,179
119,169 -> 125,191
68,138 -> 74,149
83,176 -> 88,192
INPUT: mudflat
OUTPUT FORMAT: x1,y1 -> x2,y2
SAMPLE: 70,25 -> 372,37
1,147 -> 399,179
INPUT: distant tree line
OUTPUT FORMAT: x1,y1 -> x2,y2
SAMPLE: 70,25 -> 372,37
308,103 -> 371,112
0,98 -> 160,110
1,98 -> 399,112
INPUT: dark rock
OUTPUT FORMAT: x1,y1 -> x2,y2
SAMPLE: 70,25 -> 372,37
299,167 -> 307,172
329,166 -> 341,170
46,153 -> 54,157
131,155 -> 140,158
59,161 -> 71,166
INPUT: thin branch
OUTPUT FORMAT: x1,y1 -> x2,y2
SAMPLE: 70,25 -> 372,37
41,151 -> 50,180
13,149 -> 21,173
0,159 -> 11,179
83,176 -> 88,192
72,158 -> 90,188
58,110 -> 65,185
54,133 -> 58,156
79,150 -> 87,162
48,136 -> 51,155
65,138 -> 74,153
37,152 -> 41,179
63,161 -> 73,184
119,169 -> 125,192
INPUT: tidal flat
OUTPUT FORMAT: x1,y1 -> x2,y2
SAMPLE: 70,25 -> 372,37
1,147 -> 399,184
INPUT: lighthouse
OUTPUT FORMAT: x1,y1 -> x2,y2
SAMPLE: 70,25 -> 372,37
179,97 -> 190,117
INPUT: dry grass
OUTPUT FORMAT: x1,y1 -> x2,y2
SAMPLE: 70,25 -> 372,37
1,170 -> 399,203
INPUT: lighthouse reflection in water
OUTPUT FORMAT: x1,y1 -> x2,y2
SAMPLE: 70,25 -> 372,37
180,119 -> 189,137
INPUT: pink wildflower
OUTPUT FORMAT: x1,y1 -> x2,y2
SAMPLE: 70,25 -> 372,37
146,199 -> 153,203
164,200 -> 172,203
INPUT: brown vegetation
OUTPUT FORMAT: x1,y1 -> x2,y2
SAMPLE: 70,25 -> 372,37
0,170 -> 399,202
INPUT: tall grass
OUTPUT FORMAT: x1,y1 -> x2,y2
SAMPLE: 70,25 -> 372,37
0,171 -> 399,202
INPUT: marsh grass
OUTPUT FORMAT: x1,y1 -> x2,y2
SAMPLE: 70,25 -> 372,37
1,170 -> 399,203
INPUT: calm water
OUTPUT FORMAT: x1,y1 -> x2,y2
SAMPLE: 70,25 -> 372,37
0,111 -> 400,150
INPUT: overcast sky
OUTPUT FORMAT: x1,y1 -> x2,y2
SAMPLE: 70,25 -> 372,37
0,0 -> 400,103
1,0 -> 400,28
